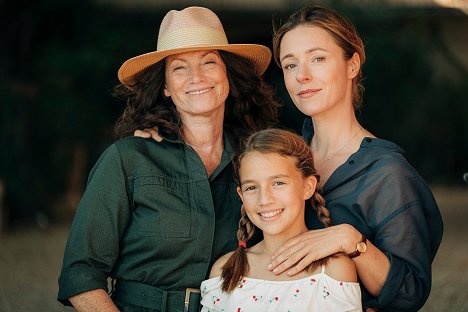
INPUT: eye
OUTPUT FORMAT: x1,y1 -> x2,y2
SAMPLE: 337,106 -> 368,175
282,63 -> 296,71
168,64 -> 185,72
273,180 -> 286,187
243,185 -> 257,192
312,56 -> 325,63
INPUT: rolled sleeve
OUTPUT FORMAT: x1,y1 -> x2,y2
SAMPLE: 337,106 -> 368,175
362,183 -> 440,311
57,143 -> 132,305
57,266 -> 109,305
364,252 -> 429,311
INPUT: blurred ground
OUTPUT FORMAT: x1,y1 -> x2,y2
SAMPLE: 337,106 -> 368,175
0,186 -> 466,311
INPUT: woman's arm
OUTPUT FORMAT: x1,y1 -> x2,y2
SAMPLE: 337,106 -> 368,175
267,224 -> 390,296
58,143 -> 132,305
69,289 -> 120,312
269,187 -> 442,310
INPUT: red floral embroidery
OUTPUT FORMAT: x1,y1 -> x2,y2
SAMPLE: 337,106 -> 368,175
211,295 -> 221,304
237,279 -> 247,288
322,286 -> 330,300
293,289 -> 300,298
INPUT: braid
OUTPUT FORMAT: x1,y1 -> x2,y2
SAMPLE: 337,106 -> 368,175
311,190 -> 332,228
237,205 -> 255,242
305,185 -> 333,273
221,206 -> 254,292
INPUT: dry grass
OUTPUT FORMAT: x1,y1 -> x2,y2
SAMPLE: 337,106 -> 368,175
420,186 -> 468,312
0,224 -> 69,311
0,186 -> 466,311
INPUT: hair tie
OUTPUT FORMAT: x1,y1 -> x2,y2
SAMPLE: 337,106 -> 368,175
238,241 -> 247,248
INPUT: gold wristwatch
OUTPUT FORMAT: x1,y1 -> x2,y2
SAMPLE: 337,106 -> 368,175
348,234 -> 367,258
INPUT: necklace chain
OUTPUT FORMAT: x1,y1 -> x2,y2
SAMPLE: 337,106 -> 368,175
318,126 -> 362,166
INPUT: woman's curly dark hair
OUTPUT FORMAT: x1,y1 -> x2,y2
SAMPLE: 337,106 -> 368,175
114,51 -> 280,143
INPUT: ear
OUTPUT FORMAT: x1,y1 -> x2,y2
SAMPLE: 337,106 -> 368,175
236,186 -> 244,202
303,175 -> 317,200
347,52 -> 361,80
163,85 -> 170,97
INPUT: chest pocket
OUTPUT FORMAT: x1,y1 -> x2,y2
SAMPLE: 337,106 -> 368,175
133,176 -> 191,238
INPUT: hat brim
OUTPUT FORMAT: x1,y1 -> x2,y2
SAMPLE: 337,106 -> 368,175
117,44 -> 271,85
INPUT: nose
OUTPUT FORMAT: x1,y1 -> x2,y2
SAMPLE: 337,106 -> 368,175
296,65 -> 312,83
190,66 -> 205,83
259,186 -> 275,206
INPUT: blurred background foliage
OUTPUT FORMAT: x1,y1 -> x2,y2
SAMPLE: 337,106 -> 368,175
0,0 -> 467,227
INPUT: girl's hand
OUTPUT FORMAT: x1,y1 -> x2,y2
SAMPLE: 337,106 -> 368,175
134,127 -> 163,142
267,224 -> 361,276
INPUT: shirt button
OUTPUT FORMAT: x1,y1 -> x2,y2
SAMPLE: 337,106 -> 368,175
349,160 -> 355,165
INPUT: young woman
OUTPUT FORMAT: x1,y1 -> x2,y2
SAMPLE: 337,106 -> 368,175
268,6 -> 443,311
200,128 -> 362,311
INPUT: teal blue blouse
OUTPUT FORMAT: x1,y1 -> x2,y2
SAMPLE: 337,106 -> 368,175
303,118 -> 444,311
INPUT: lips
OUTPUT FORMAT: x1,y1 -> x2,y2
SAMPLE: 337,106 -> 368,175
186,87 -> 212,95
298,89 -> 320,97
258,209 -> 284,219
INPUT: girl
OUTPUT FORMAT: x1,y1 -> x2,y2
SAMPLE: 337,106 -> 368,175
200,128 -> 362,311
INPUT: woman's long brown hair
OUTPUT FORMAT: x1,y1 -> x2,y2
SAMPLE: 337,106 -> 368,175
221,128 -> 332,292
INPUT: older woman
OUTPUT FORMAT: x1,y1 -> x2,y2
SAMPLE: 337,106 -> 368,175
267,6 -> 443,311
57,6 -> 278,312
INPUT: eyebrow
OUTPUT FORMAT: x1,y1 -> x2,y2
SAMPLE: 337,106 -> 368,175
240,174 -> 290,185
280,47 -> 327,64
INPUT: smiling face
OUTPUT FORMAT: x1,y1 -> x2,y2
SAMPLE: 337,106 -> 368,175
164,50 -> 230,119
236,151 -> 316,238
279,25 -> 359,118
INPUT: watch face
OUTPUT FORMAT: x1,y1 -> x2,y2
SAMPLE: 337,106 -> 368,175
357,242 -> 367,253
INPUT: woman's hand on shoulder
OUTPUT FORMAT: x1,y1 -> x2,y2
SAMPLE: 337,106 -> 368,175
268,224 -> 362,276
209,251 -> 234,278
134,127 -> 163,142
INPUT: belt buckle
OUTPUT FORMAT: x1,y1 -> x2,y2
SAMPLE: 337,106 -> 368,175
184,287 -> 201,312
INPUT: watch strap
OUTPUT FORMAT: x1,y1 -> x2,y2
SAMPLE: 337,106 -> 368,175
348,234 -> 367,259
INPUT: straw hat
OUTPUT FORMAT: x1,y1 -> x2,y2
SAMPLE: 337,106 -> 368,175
118,6 -> 272,85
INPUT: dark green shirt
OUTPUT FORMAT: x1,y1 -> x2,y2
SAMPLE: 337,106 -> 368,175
303,118 -> 444,312
58,133 -> 241,306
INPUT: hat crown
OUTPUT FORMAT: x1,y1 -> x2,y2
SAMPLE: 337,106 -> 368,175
118,6 -> 272,85
157,7 -> 229,51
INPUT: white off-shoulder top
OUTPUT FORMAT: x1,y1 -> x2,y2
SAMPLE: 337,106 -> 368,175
200,266 -> 362,312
